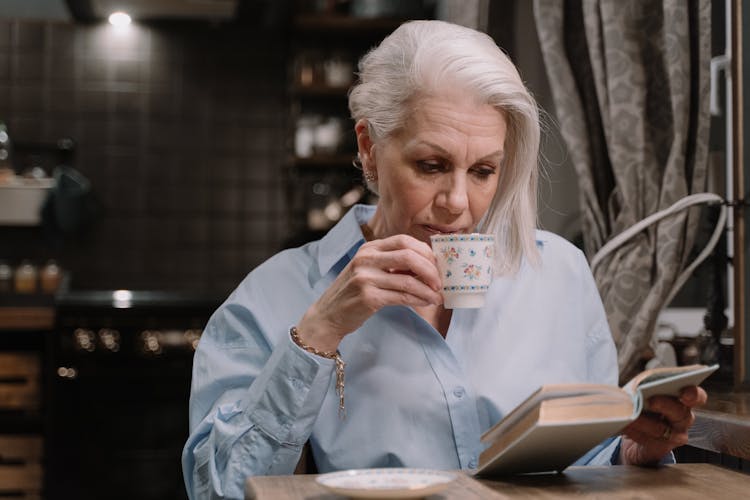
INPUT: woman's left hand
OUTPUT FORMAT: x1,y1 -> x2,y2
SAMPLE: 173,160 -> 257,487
619,385 -> 708,465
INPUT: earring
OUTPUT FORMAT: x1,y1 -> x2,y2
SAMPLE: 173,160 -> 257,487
352,154 -> 363,170
363,169 -> 377,183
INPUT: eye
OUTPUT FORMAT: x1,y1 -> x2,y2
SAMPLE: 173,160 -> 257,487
417,160 -> 445,173
471,165 -> 497,180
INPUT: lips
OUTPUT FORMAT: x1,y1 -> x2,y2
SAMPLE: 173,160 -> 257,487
423,224 -> 466,235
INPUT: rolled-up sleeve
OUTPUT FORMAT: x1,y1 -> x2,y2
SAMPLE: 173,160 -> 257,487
182,303 -> 335,499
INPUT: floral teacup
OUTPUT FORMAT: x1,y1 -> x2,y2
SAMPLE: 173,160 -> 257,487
430,233 -> 495,309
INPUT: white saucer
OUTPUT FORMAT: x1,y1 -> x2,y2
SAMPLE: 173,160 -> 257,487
315,468 -> 457,499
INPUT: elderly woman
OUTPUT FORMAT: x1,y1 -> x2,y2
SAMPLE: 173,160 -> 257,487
182,20 -> 706,499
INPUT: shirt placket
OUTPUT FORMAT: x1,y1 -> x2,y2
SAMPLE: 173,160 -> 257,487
401,308 -> 482,470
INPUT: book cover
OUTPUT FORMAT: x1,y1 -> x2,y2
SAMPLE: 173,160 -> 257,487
475,364 -> 718,476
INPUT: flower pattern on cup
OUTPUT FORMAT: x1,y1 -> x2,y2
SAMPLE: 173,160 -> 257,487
484,245 -> 494,258
463,264 -> 481,280
441,247 -> 460,264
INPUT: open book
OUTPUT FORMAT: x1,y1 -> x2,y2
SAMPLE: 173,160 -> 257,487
476,363 -> 718,476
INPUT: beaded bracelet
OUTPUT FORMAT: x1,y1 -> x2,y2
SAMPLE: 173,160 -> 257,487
290,326 -> 346,419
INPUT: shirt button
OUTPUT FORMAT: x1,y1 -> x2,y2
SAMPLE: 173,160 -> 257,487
453,386 -> 465,398
290,377 -> 304,390
468,458 -> 477,469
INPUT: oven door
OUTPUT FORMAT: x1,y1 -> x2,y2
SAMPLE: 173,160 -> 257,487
46,297 -> 216,500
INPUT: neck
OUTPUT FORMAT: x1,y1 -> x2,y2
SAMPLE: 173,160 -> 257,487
414,304 -> 452,338
360,222 -> 375,242
364,208 -> 388,240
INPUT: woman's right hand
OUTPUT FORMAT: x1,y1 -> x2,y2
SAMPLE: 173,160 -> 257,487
295,234 -> 443,352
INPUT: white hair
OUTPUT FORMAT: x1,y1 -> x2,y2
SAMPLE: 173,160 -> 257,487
348,20 -> 540,273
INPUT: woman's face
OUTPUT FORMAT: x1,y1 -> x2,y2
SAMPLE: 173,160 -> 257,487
358,92 -> 506,244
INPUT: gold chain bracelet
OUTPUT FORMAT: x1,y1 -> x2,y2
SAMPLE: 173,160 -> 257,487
290,326 -> 346,419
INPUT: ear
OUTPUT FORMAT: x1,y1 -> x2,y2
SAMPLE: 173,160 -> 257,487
354,119 -> 376,169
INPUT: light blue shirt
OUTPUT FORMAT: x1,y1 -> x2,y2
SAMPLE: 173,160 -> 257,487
182,204 -> 622,499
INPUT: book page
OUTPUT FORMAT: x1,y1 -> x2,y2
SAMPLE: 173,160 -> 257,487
636,364 -> 718,401
539,393 -> 633,422
623,364 -> 700,391
621,364 -> 718,414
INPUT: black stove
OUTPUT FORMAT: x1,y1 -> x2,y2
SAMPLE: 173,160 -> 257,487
46,290 -> 222,500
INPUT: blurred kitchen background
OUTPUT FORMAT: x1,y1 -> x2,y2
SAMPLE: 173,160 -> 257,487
0,0 -> 584,295
0,1 -> 733,499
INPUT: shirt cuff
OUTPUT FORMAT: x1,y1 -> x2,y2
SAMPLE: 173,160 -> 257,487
573,436 -> 622,466
246,329 -> 336,446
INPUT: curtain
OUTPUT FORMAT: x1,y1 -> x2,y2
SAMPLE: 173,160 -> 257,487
533,0 -> 712,382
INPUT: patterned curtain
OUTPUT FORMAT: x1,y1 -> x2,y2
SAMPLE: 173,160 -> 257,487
533,0 -> 712,382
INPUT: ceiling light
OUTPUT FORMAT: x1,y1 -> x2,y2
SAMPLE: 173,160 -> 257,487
108,11 -> 131,27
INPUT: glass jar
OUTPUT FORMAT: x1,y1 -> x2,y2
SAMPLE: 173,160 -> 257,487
0,121 -> 13,182
41,259 -> 62,294
0,121 -> 12,169
0,261 -> 12,294
14,260 -> 38,294
323,52 -> 353,87
295,115 -> 319,158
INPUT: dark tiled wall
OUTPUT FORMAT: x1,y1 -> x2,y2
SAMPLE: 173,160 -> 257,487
0,19 -> 289,295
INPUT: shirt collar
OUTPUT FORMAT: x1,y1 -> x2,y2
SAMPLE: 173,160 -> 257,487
316,204 -> 376,276
314,205 -> 549,278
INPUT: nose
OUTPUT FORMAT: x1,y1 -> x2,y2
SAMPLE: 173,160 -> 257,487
436,172 -> 469,214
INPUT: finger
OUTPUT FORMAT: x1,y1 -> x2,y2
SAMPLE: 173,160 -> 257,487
341,263 -> 442,307
647,395 -> 694,428
623,425 -> 672,447
375,288 -> 440,308
366,268 -> 443,305
671,407 -> 695,429
642,399 -> 696,438
365,247 -> 439,277
368,234 -> 437,263
621,427 -> 681,466
625,412 -> 671,440
356,246 -> 441,291
619,435 -> 666,466
679,385 -> 708,407
623,418 -> 688,447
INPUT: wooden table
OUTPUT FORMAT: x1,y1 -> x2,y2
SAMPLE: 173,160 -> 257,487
690,388 -> 750,460
245,463 -> 750,499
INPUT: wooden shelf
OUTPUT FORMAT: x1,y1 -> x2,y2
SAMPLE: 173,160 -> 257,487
293,14 -> 406,35
0,307 -> 55,331
285,9 -> 393,233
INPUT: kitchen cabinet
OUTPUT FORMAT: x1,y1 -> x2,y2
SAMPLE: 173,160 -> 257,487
0,309 -> 51,499
44,290 -> 220,500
